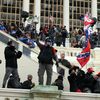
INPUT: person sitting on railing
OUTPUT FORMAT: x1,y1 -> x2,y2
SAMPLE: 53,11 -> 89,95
21,74 -> 35,89
25,33 -> 36,48
7,75 -> 22,88
19,32 -> 36,48
52,75 -> 64,90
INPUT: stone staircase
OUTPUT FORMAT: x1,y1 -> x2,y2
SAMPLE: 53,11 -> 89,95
0,31 -> 100,100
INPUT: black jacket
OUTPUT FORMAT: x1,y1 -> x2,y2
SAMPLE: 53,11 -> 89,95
37,41 -> 57,64
58,59 -> 71,69
4,46 -> 22,68
68,73 -> 78,92
84,73 -> 96,92
21,80 -> 34,89
7,76 -> 15,88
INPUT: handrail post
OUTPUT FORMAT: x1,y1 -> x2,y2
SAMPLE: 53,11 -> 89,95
31,85 -> 61,100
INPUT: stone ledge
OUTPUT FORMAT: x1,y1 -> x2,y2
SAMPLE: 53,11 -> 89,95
31,85 -> 61,94
61,92 -> 100,100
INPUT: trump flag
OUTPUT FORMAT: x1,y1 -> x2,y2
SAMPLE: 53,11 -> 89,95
77,40 -> 91,67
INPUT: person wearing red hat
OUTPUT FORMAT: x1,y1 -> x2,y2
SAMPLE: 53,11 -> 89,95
87,67 -> 94,73
83,67 -> 96,93
96,72 -> 100,76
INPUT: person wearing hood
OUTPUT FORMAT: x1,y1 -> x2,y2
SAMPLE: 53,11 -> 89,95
36,37 -> 59,85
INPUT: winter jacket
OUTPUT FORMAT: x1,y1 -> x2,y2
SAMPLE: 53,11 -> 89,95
5,46 -> 22,68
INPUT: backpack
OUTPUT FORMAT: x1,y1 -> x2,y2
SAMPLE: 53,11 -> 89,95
38,46 -> 54,64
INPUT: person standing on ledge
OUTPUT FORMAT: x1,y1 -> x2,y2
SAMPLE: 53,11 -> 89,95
21,74 -> 35,89
36,37 -> 59,85
2,41 -> 22,88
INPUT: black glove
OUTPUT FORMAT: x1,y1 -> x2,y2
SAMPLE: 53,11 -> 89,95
17,51 -> 22,58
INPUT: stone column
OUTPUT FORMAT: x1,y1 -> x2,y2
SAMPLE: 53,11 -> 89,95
22,0 -> 29,26
63,0 -> 69,32
22,0 -> 29,12
91,0 -> 97,31
31,86 -> 61,100
34,0 -> 41,33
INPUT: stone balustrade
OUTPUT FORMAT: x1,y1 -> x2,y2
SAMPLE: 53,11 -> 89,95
0,86 -> 100,100
0,88 -> 31,100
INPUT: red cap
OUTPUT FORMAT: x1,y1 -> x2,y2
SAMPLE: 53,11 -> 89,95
76,89 -> 81,92
97,72 -> 100,76
87,67 -> 94,73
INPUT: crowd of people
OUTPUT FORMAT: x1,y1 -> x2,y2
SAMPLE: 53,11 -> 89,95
68,66 -> 100,93
0,38 -> 100,93
0,21 -> 68,48
0,20 -> 100,93
70,28 -> 98,49
0,20 -> 99,49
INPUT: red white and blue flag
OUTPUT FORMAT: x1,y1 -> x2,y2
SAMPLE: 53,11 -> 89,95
80,12 -> 96,38
77,40 -> 91,67
77,12 -> 94,67
84,13 -> 94,30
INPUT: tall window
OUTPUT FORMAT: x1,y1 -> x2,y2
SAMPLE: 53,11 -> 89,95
41,0 -> 63,27
69,0 -> 92,31
97,0 -> 100,21
0,0 -> 34,26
